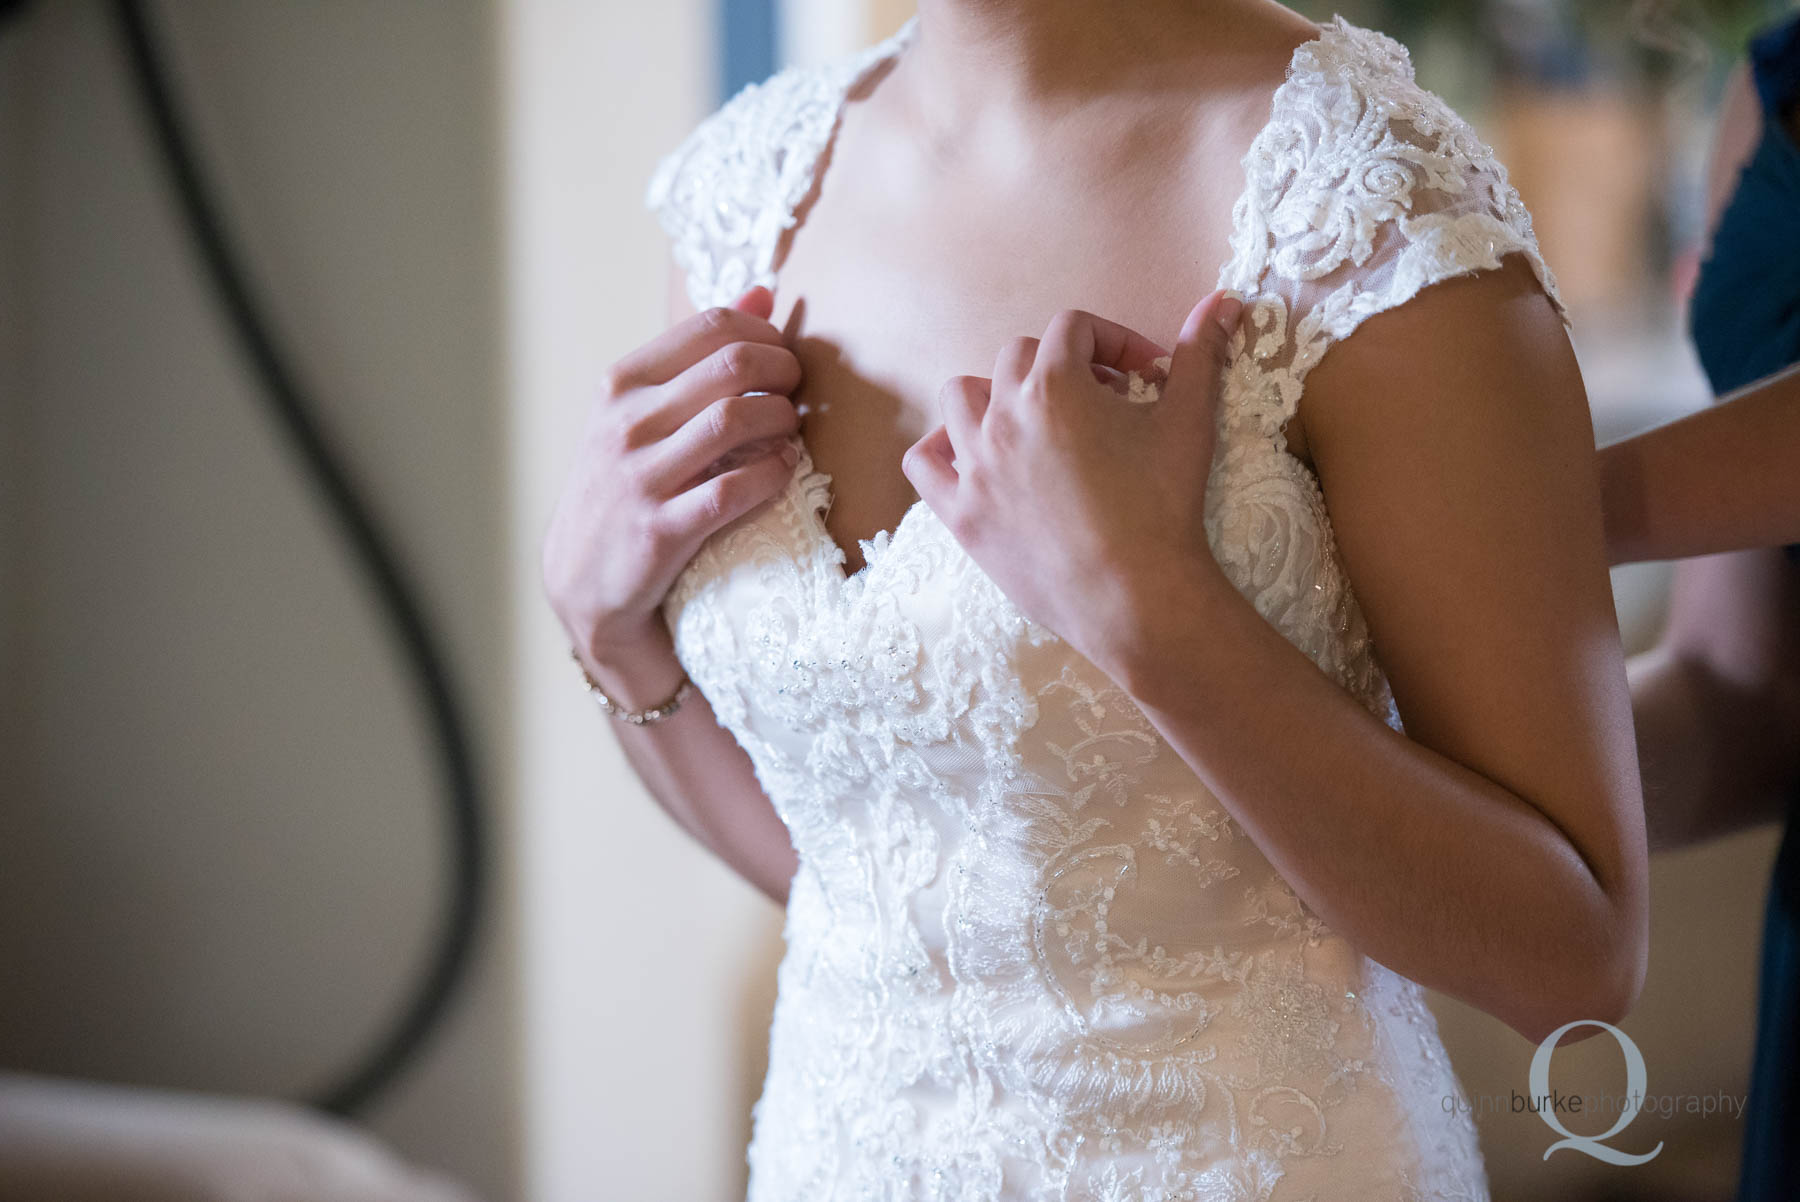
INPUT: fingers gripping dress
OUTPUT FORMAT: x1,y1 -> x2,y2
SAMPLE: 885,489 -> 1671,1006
644,16 -> 1565,1202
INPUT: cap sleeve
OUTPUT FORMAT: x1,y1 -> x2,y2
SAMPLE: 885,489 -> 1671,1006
642,62 -> 841,313
1221,21 -> 1567,440
644,30 -> 908,314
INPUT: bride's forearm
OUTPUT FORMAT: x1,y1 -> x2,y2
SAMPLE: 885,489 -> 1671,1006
582,632 -> 798,906
1084,553 -> 1645,1045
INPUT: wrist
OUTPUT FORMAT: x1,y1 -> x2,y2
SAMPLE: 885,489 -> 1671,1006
1083,549 -> 1238,705
575,619 -> 689,715
1595,439 -> 1647,566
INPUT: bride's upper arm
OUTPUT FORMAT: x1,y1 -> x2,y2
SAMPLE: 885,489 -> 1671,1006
1295,255 -> 1647,901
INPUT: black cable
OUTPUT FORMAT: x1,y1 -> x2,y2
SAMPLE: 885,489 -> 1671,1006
106,0 -> 487,1118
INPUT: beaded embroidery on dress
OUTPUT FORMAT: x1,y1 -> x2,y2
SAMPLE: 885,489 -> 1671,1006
645,14 -> 1565,1201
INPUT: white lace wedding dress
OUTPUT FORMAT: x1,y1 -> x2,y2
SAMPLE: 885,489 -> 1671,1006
644,15 -> 1565,1201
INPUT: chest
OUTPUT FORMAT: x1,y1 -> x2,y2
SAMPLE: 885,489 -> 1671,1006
773,162 -> 1232,380
765,117 -> 1255,569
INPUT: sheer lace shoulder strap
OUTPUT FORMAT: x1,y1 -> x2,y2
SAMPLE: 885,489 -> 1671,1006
1220,18 -> 1568,439
642,20 -> 919,313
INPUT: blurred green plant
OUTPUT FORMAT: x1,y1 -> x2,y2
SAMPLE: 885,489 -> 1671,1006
1293,0 -> 1793,77
1588,0 -> 1792,82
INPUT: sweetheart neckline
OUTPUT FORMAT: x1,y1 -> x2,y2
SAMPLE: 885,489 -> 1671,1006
766,11 -> 1343,595
787,448 -> 934,589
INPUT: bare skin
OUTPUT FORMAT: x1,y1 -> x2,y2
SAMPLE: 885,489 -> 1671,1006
548,0 -> 1650,1041
1603,64 -> 1800,852
1601,362 -> 1800,564
774,0 -> 1322,572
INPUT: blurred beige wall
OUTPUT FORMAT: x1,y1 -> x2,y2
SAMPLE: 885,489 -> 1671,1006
498,0 -> 790,1199
0,0 -> 518,1194
0,0 -> 782,1197
867,0 -> 916,41
0,2 -> 26,853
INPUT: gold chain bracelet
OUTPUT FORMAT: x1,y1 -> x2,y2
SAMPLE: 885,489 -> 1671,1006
570,646 -> 694,725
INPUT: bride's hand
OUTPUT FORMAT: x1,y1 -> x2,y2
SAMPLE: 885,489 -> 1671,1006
901,290 -> 1245,655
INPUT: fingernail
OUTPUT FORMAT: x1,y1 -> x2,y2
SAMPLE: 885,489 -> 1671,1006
1214,290 -> 1246,336
781,441 -> 800,467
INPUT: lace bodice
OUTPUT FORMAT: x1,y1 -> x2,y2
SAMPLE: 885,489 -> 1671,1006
645,15 -> 1563,1201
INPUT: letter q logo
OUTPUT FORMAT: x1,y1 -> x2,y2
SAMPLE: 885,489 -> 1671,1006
1530,1020 -> 1663,1165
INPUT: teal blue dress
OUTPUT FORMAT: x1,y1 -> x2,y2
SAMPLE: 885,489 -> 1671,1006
1687,13 -> 1800,1200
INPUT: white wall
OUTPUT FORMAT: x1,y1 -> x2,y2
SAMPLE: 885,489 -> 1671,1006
0,2 -> 518,1195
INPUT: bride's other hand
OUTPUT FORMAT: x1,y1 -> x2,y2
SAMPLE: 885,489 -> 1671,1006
542,284 -> 802,683
902,291 -> 1245,658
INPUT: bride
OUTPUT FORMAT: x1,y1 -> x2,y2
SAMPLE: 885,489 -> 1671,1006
544,0 -> 1651,1197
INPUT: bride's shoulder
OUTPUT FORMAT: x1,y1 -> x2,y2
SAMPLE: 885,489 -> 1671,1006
643,34 -> 903,309
1256,18 -> 1497,190
641,59 -> 831,308
1235,15 -> 1565,318
1222,17 -> 1569,436
644,56 -> 835,208
1249,17 -> 1543,249
1278,17 -> 1456,127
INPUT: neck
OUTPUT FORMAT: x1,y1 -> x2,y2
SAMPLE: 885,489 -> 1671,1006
911,0 -> 1221,100
894,0 -> 1300,156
